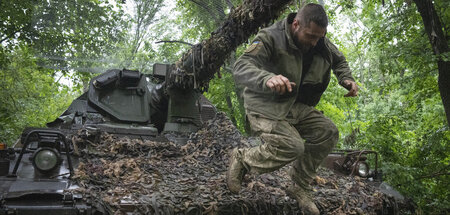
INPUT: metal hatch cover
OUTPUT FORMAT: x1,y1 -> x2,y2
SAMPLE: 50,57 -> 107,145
88,69 -> 150,123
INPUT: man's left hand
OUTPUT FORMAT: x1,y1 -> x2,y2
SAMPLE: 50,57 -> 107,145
343,80 -> 358,97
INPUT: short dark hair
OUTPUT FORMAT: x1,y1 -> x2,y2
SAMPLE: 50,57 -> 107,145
295,3 -> 328,28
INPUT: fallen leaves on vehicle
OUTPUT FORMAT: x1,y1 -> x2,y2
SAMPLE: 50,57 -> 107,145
72,113 -> 412,214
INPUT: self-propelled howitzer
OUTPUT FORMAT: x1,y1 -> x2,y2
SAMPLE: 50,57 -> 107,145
0,65 -> 217,214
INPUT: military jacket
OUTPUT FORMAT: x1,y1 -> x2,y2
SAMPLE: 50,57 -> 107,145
233,13 -> 355,120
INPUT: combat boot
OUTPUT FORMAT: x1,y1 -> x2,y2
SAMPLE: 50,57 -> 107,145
286,184 -> 320,215
226,148 -> 247,194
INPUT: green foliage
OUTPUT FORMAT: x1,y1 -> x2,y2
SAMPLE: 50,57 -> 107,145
205,70 -> 247,133
0,0 -> 37,45
320,0 -> 450,213
113,0 -> 164,73
0,45 -> 74,145
175,0 -> 242,42
0,0 -> 128,144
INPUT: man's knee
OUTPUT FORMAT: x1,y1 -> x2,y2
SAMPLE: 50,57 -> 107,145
281,135 -> 305,158
261,133 -> 305,158
324,122 -> 339,149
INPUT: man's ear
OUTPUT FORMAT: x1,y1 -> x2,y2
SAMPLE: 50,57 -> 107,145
292,18 -> 300,29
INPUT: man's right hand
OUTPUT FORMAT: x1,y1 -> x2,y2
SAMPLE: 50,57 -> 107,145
266,75 -> 296,95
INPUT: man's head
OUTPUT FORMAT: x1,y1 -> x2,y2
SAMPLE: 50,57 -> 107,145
291,3 -> 328,52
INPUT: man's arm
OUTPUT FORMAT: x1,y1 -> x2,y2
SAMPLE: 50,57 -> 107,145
326,38 -> 358,97
233,32 -> 277,93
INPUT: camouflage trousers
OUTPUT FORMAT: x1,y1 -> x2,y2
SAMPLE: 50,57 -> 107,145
239,103 -> 338,189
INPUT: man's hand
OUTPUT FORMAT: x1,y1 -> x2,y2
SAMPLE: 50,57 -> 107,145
266,75 -> 296,95
343,80 -> 358,97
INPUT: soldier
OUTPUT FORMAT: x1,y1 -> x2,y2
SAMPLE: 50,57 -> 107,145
227,3 -> 358,214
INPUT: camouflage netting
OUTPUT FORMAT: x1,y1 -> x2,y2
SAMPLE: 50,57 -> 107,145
72,113 -> 413,214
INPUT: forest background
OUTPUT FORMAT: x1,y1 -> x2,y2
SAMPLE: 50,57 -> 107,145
0,0 -> 448,214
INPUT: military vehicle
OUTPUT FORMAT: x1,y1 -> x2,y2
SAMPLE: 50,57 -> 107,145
0,65 -> 218,214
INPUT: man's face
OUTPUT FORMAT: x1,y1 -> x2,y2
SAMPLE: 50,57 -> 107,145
292,20 -> 327,53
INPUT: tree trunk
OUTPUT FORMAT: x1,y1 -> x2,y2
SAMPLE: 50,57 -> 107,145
169,0 -> 293,91
414,0 -> 450,125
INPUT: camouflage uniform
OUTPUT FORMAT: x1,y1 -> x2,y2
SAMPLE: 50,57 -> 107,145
232,13 -> 355,189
